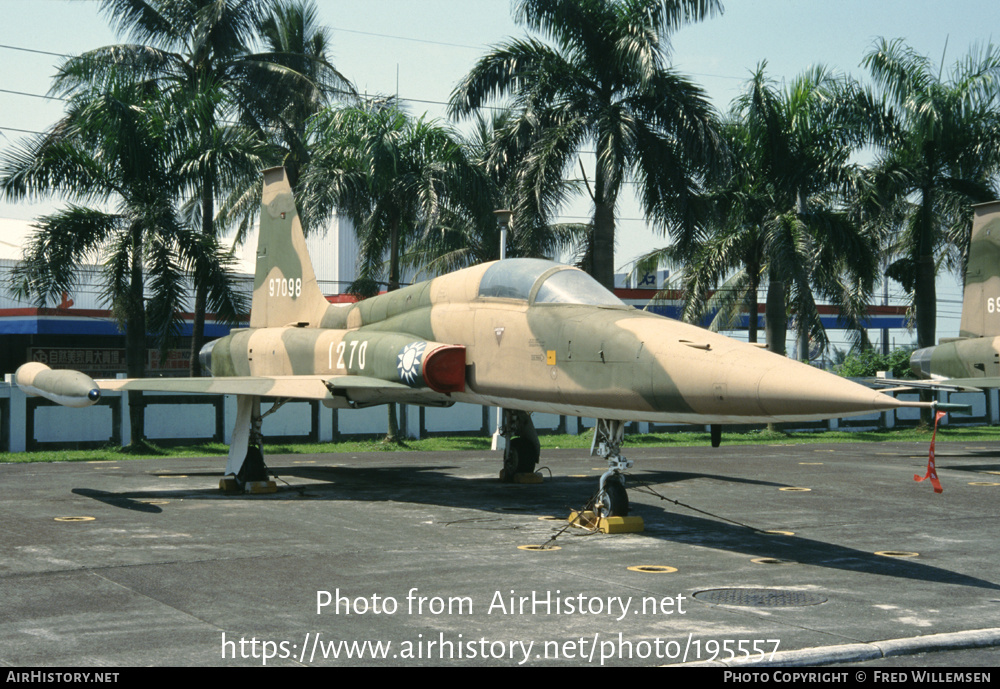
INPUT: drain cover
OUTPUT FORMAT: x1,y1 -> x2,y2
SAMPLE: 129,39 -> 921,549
694,588 -> 827,607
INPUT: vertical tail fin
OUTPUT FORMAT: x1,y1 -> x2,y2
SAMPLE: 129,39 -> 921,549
251,167 -> 331,328
960,201 -> 1000,339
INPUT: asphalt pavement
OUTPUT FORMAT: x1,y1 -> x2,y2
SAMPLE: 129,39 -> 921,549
2,438 -> 999,667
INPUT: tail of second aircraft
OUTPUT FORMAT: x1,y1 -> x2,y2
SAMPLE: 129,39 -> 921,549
250,167 -> 332,328
958,201 -> 1000,339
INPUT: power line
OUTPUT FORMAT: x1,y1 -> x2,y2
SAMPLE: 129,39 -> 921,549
0,43 -> 67,58
326,26 -> 754,85
0,126 -> 45,136
328,25 -> 485,51
0,88 -> 64,102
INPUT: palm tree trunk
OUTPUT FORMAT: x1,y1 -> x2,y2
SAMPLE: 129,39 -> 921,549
189,121 -> 215,377
126,222 -> 146,448
764,269 -> 787,434
385,218 -> 401,443
797,315 -> 810,362
592,165 -> 616,291
747,260 -> 761,344
915,189 -> 937,424
765,268 -> 787,356
915,190 -> 937,350
190,279 -> 207,377
386,403 -> 400,444
793,191 -> 810,361
388,218 -> 400,292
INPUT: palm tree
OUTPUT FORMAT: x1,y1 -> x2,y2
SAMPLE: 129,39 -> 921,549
254,0 -> 356,193
448,0 -> 724,290
859,38 -> 1000,351
0,77 -> 245,447
647,65 -> 880,357
404,110 -> 589,275
303,102 -> 480,293
742,65 -> 883,359
55,0 -> 351,375
301,101 -> 481,441
641,117 -> 770,343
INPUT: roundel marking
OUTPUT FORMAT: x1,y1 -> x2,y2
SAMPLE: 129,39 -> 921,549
398,341 -> 427,386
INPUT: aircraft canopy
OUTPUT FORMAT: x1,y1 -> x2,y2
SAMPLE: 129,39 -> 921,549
478,258 -> 627,308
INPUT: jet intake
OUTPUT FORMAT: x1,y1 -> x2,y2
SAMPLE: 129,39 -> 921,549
198,339 -> 217,377
421,345 -> 466,393
15,362 -> 101,407
381,337 -> 466,393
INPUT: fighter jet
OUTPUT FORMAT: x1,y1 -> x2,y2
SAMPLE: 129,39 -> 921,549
908,201 -> 1000,390
17,167 -> 940,516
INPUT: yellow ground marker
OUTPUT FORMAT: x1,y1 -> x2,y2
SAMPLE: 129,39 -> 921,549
568,510 -> 644,533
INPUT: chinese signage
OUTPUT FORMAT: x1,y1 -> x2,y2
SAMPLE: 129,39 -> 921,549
28,348 -> 192,375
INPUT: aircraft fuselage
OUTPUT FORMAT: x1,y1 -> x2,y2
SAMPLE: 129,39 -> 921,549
911,337 -> 1000,381
201,259 -> 907,425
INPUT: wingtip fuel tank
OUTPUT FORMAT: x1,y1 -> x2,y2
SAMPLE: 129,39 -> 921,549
15,362 -> 102,408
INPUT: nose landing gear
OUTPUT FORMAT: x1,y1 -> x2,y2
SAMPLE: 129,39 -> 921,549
590,419 -> 633,517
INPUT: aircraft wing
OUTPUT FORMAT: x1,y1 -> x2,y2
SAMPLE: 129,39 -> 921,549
923,377 -> 1000,391
101,375 -> 332,398
16,363 -> 455,409
862,376 -> 998,393
104,375 -> 456,407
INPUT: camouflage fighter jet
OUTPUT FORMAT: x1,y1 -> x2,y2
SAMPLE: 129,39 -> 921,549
17,167 -> 941,516
908,201 -> 1000,389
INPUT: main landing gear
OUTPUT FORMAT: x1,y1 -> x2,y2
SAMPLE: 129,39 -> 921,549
589,419 -> 632,518
498,409 -> 541,481
497,413 -> 634,518
223,395 -> 279,493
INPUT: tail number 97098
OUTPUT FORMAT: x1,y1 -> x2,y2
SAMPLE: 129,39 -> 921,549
269,278 -> 302,298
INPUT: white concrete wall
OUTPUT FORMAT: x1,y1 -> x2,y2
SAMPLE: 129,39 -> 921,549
143,394 -> 218,440
423,403 -> 485,433
32,403 -> 115,444
0,380 -> 992,453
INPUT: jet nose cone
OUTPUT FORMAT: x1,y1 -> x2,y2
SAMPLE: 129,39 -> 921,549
756,361 -> 899,419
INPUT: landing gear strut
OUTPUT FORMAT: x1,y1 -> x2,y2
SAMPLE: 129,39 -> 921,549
590,419 -> 633,517
498,409 -> 540,481
224,395 -> 283,492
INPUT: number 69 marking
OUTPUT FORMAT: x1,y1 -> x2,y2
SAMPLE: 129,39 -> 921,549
988,297 -> 1000,314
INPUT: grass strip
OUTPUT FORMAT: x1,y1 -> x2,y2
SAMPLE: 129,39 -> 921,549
4,424 -> 1000,464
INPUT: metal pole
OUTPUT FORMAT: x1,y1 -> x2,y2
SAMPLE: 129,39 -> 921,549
491,210 -> 512,451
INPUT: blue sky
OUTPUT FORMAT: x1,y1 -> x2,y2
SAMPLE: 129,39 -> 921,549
1,0 -> 996,341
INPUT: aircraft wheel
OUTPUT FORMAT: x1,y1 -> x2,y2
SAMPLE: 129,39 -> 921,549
595,479 -> 629,518
503,436 -> 538,478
